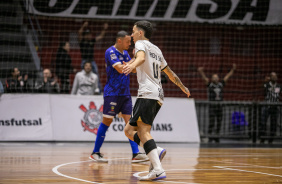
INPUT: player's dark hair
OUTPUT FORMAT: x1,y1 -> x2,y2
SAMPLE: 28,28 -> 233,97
116,30 -> 130,40
134,20 -> 153,39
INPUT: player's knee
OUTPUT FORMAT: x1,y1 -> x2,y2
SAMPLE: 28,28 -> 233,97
124,124 -> 132,138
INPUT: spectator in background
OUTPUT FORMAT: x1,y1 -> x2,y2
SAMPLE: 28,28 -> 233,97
71,61 -> 98,95
5,67 -> 30,93
260,72 -> 281,144
78,21 -> 108,93
198,63 -> 236,143
34,69 -> 60,94
55,41 -> 75,94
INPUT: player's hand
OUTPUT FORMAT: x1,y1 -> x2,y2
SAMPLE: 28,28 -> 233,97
183,87 -> 191,98
122,61 -> 134,76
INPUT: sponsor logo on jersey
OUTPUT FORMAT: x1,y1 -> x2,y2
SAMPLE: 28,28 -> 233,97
111,106 -> 115,112
119,55 -> 123,61
79,101 -> 103,135
110,54 -> 117,60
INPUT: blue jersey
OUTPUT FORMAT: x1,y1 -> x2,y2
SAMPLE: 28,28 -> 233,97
104,46 -> 131,97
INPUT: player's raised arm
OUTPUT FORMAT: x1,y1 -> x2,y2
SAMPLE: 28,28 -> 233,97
163,66 -> 190,98
123,51 -> 145,75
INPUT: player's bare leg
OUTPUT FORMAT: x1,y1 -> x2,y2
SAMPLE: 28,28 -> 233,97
124,121 -> 138,141
122,114 -> 148,162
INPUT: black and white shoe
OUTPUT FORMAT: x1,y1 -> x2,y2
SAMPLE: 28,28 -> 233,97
139,169 -> 166,181
132,152 -> 149,163
89,152 -> 108,163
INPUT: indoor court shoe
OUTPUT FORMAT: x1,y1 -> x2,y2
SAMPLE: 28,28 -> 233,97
138,169 -> 166,181
132,152 -> 149,163
149,147 -> 166,172
89,152 -> 108,163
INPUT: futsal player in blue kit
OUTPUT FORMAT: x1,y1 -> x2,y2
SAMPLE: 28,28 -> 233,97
89,31 -> 148,163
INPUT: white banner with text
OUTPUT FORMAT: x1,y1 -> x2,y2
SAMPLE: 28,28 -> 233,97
0,94 -> 199,142
26,0 -> 282,25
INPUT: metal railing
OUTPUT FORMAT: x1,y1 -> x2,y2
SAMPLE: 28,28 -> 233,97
195,101 -> 282,143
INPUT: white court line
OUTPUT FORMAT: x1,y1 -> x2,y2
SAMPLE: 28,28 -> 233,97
52,160 -> 100,184
133,169 -> 223,184
210,159 -> 282,169
216,165 -> 282,169
214,166 -> 282,178
53,159 -> 282,183
52,157 -> 128,184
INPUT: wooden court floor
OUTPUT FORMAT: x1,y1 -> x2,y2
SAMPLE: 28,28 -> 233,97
0,142 -> 281,184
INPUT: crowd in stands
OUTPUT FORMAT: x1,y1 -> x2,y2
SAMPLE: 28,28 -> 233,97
2,22 -> 106,96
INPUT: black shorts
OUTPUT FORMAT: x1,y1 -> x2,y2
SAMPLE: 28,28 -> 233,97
129,98 -> 162,126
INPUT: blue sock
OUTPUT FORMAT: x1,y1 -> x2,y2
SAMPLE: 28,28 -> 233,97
93,123 -> 109,153
129,139 -> 139,154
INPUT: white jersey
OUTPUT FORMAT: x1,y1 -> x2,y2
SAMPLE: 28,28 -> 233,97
134,40 -> 167,103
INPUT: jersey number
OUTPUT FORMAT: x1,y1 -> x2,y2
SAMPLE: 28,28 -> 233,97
153,62 -> 159,79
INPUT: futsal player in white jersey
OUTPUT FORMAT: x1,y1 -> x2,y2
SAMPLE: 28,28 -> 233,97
123,20 -> 190,181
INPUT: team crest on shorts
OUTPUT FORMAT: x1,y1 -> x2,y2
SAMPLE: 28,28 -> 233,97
79,101 -> 103,135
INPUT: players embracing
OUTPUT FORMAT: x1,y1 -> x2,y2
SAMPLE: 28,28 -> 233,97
89,31 -> 148,163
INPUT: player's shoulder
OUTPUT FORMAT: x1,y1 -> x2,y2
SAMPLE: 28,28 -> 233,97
105,46 -> 115,54
136,40 -> 161,52
123,50 -> 130,55
149,41 -> 163,54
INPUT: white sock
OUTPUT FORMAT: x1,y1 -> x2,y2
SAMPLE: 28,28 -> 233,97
147,148 -> 163,171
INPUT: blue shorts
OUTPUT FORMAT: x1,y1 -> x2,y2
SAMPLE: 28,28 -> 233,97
103,96 -> 132,118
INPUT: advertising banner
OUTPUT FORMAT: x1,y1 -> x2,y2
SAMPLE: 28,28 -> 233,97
27,0 -> 282,25
0,94 -> 199,142
0,94 -> 53,140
